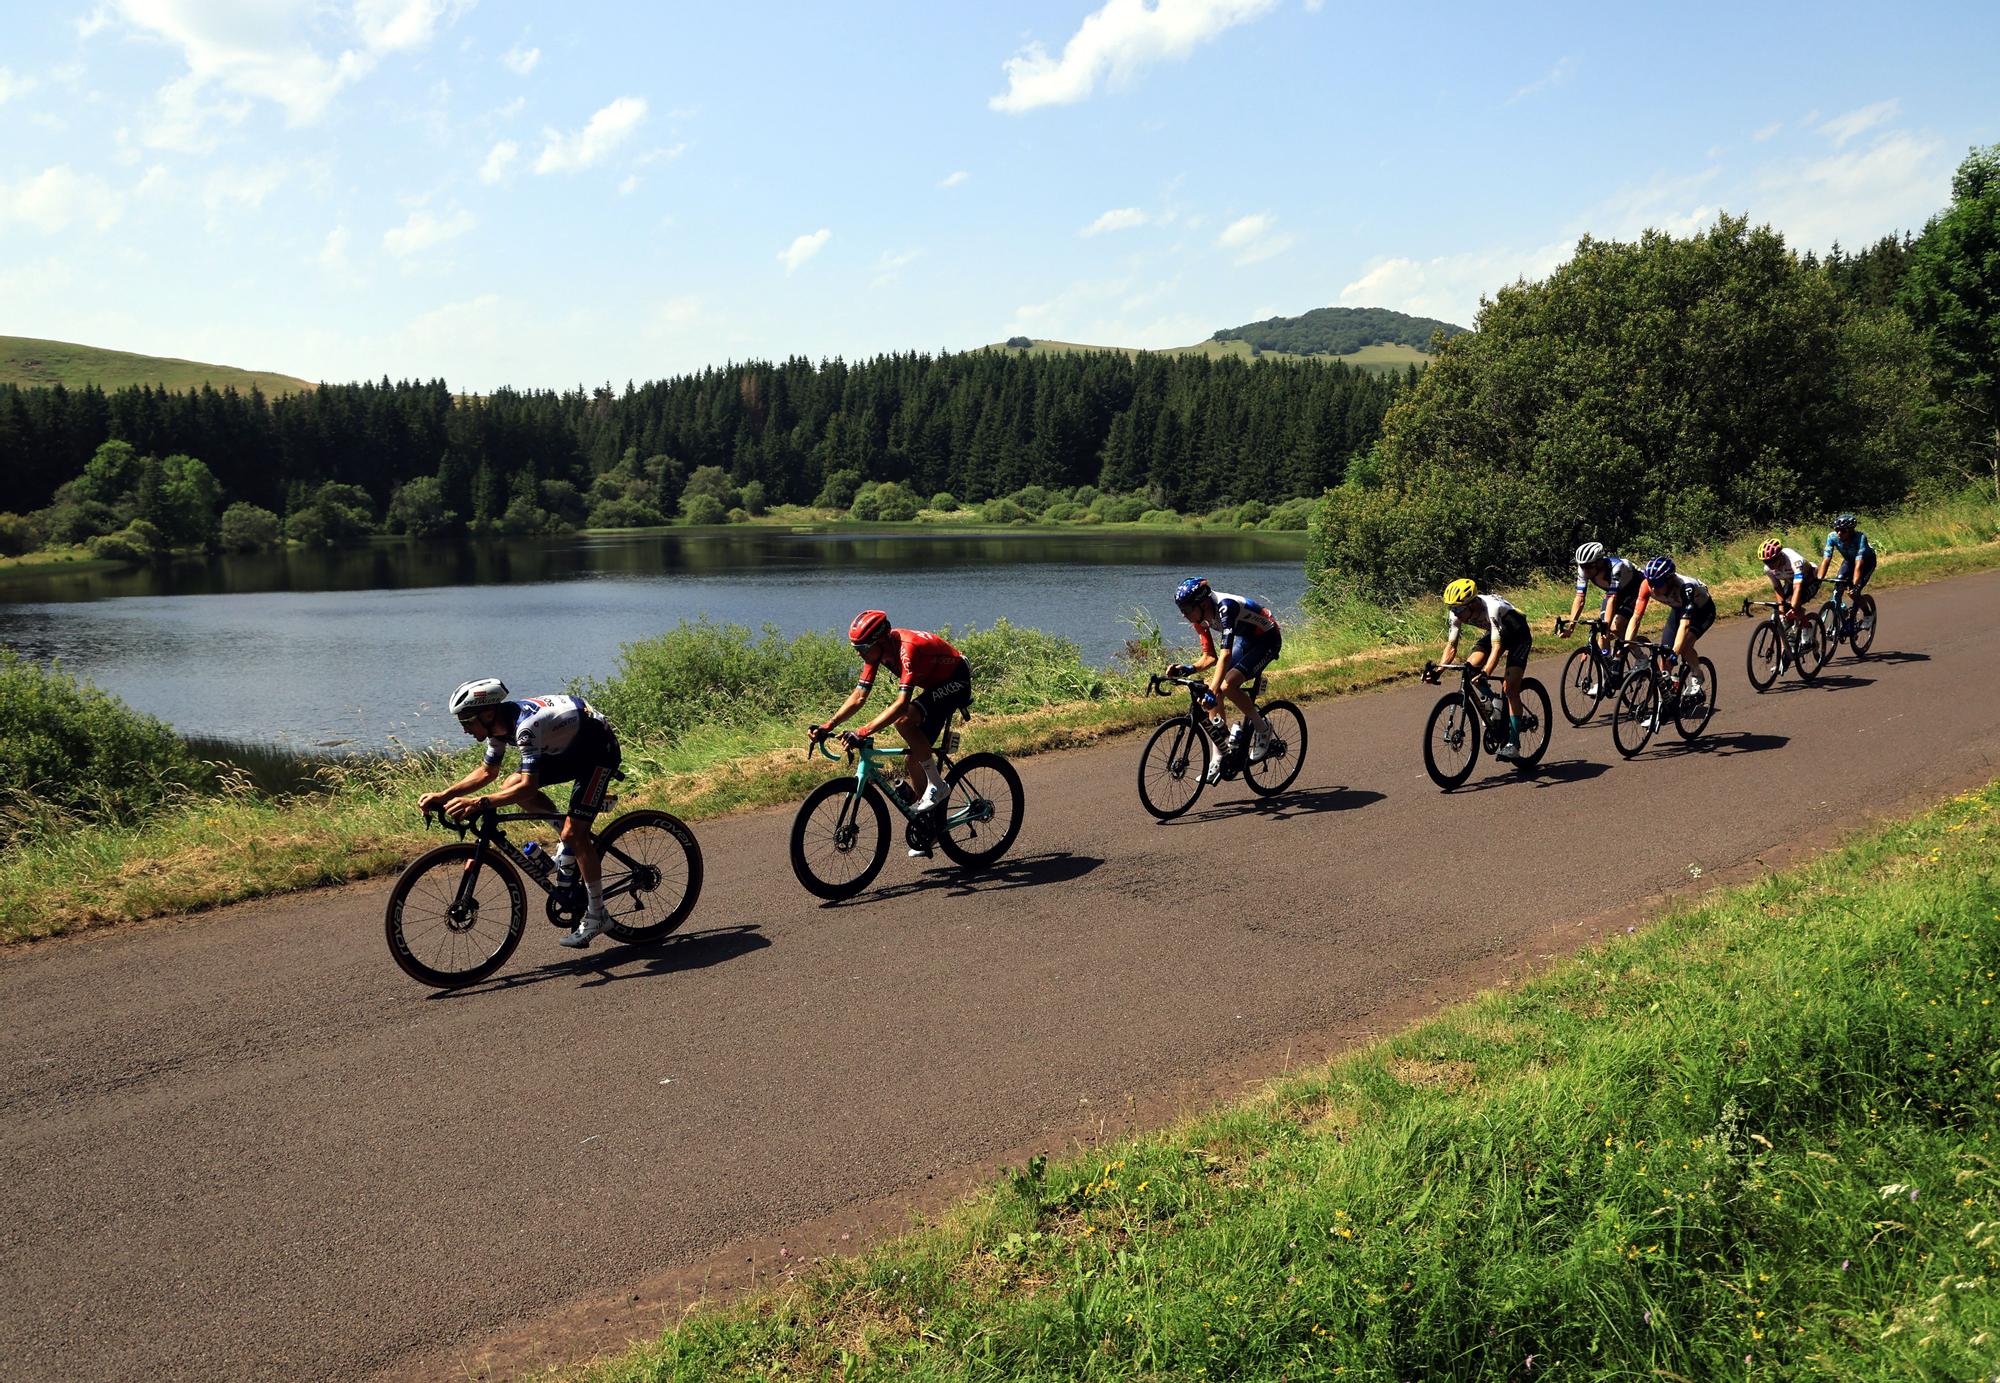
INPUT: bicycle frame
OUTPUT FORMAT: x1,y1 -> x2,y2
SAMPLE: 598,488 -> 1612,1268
425,804 -> 658,909
809,736 -> 992,834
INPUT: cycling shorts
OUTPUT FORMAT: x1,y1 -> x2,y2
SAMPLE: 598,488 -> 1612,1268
1769,569 -> 1820,604
1474,610 -> 1532,670
526,718 -> 621,821
907,659 -> 972,739
1601,582 -> 1641,624
1228,627 -> 1282,679
1662,592 -> 1716,647
1849,549 -> 1878,594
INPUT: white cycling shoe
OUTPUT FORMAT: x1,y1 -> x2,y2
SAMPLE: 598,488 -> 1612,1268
1248,721 -> 1272,762
559,906 -> 612,949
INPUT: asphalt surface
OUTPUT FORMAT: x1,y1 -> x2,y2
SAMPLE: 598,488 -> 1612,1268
2,569 -> 1992,1382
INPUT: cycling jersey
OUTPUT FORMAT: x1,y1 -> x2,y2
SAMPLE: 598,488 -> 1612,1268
1444,594 -> 1518,642
1189,592 -> 1280,657
1763,547 -> 1814,583
1576,555 -> 1642,596
858,629 -> 965,694
1635,572 -> 1709,613
1824,529 -> 1873,565
481,695 -> 610,775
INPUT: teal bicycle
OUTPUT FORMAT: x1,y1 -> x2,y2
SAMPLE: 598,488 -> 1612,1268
790,728 -> 1024,900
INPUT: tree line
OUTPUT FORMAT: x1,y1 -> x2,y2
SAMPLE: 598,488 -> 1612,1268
0,348 -> 1407,553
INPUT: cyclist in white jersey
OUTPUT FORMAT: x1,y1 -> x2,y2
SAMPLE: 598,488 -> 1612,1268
1758,538 -> 1820,625
419,679 -> 622,948
1432,578 -> 1531,760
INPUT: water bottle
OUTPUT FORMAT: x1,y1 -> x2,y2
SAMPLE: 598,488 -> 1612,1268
1203,694 -> 1229,747
518,840 -> 553,882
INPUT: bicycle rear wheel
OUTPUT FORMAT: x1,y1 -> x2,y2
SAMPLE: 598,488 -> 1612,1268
1244,700 -> 1307,796
1611,673 -> 1659,759
935,752 -> 1024,869
1512,679 -> 1552,769
1674,657 -> 1718,740
597,810 -> 703,944
1422,693 -> 1478,790
1559,646 -> 1603,725
790,779 -> 890,900
1851,595 -> 1876,656
1137,716 -> 1206,819
1793,618 -> 1828,682
385,843 -> 526,989
1745,622 -> 1781,692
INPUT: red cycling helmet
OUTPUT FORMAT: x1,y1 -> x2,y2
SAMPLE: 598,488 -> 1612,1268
848,609 -> 890,649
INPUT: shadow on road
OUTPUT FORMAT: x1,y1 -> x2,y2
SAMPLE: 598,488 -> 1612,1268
1178,783 -> 1387,824
824,850 -> 1103,908
435,922 -> 771,997
1759,673 -> 1877,694
1446,757 -> 1611,793
1855,650 -> 1930,665
1646,729 -> 1791,760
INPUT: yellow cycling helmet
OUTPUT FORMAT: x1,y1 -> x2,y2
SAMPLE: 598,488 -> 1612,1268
1443,578 -> 1477,606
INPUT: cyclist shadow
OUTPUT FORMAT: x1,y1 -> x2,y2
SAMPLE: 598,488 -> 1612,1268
823,849 -> 1103,908
435,923 -> 771,997
1448,757 -> 1610,793
1641,729 -> 1790,759
1857,650 -> 1929,665
1178,783 -> 1385,824
1765,673 -> 1876,693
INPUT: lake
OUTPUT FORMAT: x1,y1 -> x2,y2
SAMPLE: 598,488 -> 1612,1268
0,528 -> 1310,748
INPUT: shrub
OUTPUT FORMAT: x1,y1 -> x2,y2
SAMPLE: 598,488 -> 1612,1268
851,482 -> 922,522
682,465 -> 742,512
579,621 -> 854,748
946,620 -> 1109,712
1137,508 -> 1180,525
679,493 -> 727,526
813,469 -> 863,509
218,502 -> 282,552
726,507 -> 750,524
1006,484 -> 1054,515
740,481 -> 768,516
37,496 -> 119,545
0,649 -> 210,831
1258,496 -> 1316,531
0,512 -> 40,556
384,477 -> 459,538
587,496 -> 669,529
978,497 -> 1030,523
286,483 -> 374,546
1005,335 -> 1033,349
929,491 -> 959,513
88,519 -> 164,561
1097,495 -> 1150,523
1040,501 -> 1084,523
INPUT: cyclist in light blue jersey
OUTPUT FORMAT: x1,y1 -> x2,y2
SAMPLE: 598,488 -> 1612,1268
1816,512 -> 1877,606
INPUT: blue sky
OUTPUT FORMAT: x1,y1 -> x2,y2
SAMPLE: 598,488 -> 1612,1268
1,1 -> 1994,391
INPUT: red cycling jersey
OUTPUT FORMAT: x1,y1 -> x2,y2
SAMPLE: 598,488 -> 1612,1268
858,628 -> 964,693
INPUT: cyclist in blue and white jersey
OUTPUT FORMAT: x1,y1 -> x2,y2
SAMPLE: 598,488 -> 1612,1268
418,679 -> 623,948
1621,557 -> 1714,700
1166,577 -> 1282,766
1431,578 -> 1531,759
1562,541 -> 1643,682
1816,513 -> 1877,614
1759,537 -> 1820,625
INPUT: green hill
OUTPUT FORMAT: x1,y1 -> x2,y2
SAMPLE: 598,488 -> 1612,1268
0,336 -> 315,396
1211,305 -> 1467,355
991,334 -> 1434,374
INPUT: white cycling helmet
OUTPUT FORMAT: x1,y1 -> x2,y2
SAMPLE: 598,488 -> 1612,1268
449,677 -> 509,721
1575,541 -> 1606,566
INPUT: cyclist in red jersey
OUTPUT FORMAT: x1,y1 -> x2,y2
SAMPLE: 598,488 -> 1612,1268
809,610 -> 972,856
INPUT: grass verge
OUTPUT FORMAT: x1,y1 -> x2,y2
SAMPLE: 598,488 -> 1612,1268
565,778 -> 2000,1382
2,495 -> 1995,945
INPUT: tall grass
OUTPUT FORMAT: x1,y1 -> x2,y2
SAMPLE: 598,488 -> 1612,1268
575,780 -> 2000,1383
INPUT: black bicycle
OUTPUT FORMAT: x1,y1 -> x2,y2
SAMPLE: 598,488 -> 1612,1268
1610,638 -> 1717,757
1418,662 -> 1552,790
1552,615 -> 1633,725
1136,670 -> 1307,819
1816,577 -> 1877,661
385,798 -> 703,988
1742,594 -> 1828,691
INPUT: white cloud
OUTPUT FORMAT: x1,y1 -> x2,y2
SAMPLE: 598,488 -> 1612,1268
990,0 -> 1279,114
479,139 -> 518,184
383,205 -> 476,257
938,169 -> 970,189
502,42 -> 540,76
1752,120 -> 1782,142
1819,98 -> 1899,147
1756,130 -> 1947,250
871,248 -> 923,287
1216,211 -> 1296,265
353,0 -> 462,54
1508,54 -> 1576,105
1081,206 -> 1149,236
202,162 -> 286,229
0,67 -> 37,104
316,225 -> 351,271
535,96 -> 648,173
778,228 -> 831,274
1339,240 -> 1570,327
618,174 -> 640,196
0,165 -> 126,235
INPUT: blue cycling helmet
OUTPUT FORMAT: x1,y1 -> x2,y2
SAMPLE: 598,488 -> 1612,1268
1174,577 -> 1211,609
1833,512 -> 1856,531
1642,556 -> 1676,584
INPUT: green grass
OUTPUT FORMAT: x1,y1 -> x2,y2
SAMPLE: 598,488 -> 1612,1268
990,337 -> 1432,374
0,334 -> 315,396
2,494 -> 1993,945
565,778 -> 2000,1383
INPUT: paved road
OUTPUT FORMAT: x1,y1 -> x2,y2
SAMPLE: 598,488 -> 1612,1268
2,570 -> 1991,1381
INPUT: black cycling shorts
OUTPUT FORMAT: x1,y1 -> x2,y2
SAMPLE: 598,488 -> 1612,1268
1662,593 -> 1717,647
1474,610 -> 1533,670
908,659 -> 972,739
1227,627 -> 1282,679
1852,549 -> 1877,593
528,718 -> 622,821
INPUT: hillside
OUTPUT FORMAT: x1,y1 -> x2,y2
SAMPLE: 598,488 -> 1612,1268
0,336 -> 315,397
992,335 -> 1433,374
1211,305 -> 1467,355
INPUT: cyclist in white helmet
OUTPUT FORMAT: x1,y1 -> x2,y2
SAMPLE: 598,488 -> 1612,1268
1562,541 -> 1643,672
419,678 -> 622,949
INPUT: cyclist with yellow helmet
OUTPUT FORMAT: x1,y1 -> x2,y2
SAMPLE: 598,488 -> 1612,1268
1432,578 -> 1531,760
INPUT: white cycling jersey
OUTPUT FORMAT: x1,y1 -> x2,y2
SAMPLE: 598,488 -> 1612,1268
1576,555 -> 1641,595
481,695 -> 608,774
1445,593 -> 1519,642
1762,547 -> 1814,583
1643,573 -> 1710,611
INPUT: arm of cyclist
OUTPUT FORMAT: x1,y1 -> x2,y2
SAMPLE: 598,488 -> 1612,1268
418,761 -> 499,814
810,684 -> 871,742
443,769 -> 547,820
851,686 -> 914,742
1621,586 -> 1652,645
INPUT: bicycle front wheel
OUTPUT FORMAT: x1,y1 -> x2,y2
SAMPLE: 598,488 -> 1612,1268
1513,679 -> 1552,769
1745,622 -> 1781,692
385,843 -> 526,989
1137,716 -> 1206,820
1611,673 -> 1659,759
1244,700 -> 1308,796
1559,646 -> 1603,725
1422,693 -> 1478,790
597,810 -> 703,944
935,752 -> 1025,869
1851,595 -> 1876,656
1674,657 -> 1718,740
790,779 -> 890,900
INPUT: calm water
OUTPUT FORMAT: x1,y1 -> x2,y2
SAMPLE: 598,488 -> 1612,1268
0,529 -> 1308,748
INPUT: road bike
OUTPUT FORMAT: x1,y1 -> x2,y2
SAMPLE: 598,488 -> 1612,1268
1418,662 -> 1552,790
1816,576 -> 1877,661
1135,670 -> 1308,820
790,726 -> 1023,900
1741,594 -> 1829,691
385,796 -> 703,989
1552,615 -> 1632,725
1610,638 -> 1717,757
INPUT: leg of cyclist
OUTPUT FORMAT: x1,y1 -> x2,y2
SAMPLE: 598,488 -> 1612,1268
555,736 -> 621,947
1494,614 -> 1529,758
